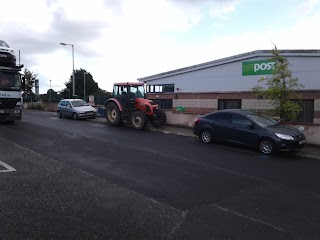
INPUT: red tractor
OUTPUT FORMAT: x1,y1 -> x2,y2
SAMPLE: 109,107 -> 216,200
105,82 -> 167,129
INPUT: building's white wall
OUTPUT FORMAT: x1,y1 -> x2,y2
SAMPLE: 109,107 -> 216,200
242,99 -> 274,110
286,56 -> 320,90
314,118 -> 320,124
173,99 -> 217,109
144,56 -> 320,92
314,99 -> 320,111
165,111 -> 197,128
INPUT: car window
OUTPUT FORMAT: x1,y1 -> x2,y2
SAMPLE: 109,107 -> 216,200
210,112 -> 232,123
0,40 -> 9,48
232,114 -> 252,126
246,113 -> 278,127
59,101 -> 66,106
205,113 -> 216,120
71,100 -> 88,107
66,101 -> 71,107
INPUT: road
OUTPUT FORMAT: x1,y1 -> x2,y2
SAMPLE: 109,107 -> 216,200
0,109 -> 319,240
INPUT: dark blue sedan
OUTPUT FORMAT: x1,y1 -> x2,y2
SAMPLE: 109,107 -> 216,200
193,109 -> 306,155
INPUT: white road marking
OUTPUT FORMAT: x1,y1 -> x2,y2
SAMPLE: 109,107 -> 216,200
0,160 -> 16,172
214,204 -> 286,233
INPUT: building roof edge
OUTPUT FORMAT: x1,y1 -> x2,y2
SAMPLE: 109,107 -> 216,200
138,49 -> 320,82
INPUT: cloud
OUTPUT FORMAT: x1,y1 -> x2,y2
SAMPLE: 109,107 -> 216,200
208,0 -> 239,19
1,0 -> 320,95
170,0 -> 239,20
294,0 -> 320,16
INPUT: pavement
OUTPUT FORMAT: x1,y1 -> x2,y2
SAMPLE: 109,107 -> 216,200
92,116 -> 320,160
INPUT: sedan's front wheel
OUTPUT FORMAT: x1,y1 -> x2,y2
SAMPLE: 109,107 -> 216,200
200,129 -> 213,143
259,138 -> 275,155
57,111 -> 63,118
72,113 -> 78,120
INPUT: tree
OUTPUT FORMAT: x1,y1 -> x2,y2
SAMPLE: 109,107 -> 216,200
39,90 -> 61,102
23,69 -> 37,93
253,47 -> 304,121
62,68 -> 111,102
63,69 -> 98,99
22,69 -> 38,102
94,88 -> 112,105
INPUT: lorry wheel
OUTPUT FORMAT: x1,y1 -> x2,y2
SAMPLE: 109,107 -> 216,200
131,110 -> 148,130
106,102 -> 121,126
151,109 -> 167,127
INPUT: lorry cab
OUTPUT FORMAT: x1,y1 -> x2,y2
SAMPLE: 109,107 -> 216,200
0,65 -> 24,122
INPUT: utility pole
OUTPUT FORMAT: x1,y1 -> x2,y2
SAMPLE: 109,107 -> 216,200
60,42 -> 75,96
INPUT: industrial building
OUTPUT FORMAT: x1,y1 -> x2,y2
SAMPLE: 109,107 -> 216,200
138,50 -> 320,126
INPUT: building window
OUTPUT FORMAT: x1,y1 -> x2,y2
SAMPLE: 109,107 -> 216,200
218,99 -> 241,110
163,84 -> 174,92
154,85 -> 162,93
146,84 -> 174,93
151,99 -> 173,110
292,100 -> 314,123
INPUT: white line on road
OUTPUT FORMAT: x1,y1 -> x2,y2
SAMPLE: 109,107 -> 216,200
0,160 -> 16,172
214,204 -> 286,233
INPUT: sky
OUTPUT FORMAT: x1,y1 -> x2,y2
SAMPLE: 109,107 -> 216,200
1,0 -> 320,94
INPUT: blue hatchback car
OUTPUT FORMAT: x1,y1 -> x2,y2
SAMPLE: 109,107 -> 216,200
193,109 -> 306,155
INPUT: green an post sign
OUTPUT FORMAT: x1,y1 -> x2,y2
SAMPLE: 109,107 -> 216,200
176,106 -> 185,112
242,60 -> 276,76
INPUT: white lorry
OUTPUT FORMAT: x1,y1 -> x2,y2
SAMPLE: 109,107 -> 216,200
0,65 -> 24,123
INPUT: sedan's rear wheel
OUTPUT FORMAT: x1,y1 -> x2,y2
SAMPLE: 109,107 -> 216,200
200,129 -> 213,143
259,138 -> 275,155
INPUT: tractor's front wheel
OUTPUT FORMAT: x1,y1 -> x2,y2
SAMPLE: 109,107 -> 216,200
106,102 -> 121,126
131,110 -> 148,130
151,109 -> 167,127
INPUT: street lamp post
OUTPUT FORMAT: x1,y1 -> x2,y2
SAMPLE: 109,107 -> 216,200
60,42 -> 75,96
83,72 -> 89,101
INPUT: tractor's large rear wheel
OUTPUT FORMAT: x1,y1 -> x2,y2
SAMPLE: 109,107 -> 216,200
151,109 -> 167,127
106,102 -> 121,126
131,110 -> 148,130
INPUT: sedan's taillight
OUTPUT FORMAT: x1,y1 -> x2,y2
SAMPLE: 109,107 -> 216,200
194,118 -> 201,125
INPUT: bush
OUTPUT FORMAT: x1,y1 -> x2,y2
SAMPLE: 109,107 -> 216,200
27,102 -> 44,110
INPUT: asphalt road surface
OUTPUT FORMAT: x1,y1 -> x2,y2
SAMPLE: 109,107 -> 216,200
0,110 -> 319,240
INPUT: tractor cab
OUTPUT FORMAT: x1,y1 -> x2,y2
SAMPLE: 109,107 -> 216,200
113,82 -> 145,102
112,82 -> 147,111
